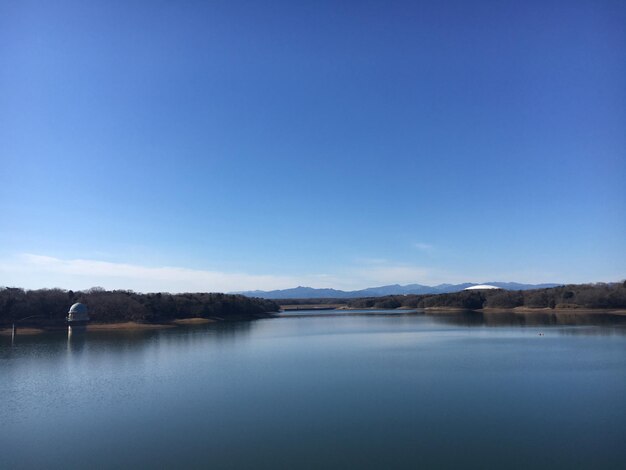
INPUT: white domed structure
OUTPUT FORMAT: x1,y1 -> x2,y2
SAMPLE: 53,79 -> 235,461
463,284 -> 500,291
67,303 -> 89,323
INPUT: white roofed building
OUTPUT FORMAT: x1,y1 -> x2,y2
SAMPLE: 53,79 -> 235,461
463,284 -> 501,291
67,302 -> 89,323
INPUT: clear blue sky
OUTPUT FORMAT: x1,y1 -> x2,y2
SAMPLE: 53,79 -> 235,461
1,0 -> 624,292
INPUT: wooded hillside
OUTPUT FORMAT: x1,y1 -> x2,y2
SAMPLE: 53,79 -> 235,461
347,282 -> 626,310
0,287 -> 280,326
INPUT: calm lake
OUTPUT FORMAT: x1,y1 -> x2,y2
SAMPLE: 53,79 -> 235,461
2,310 -> 626,469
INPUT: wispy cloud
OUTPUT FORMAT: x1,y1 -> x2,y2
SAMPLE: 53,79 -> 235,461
347,264 -> 432,285
0,252 -> 574,294
0,253 -> 450,292
0,254 -> 304,293
353,257 -> 390,265
413,242 -> 434,252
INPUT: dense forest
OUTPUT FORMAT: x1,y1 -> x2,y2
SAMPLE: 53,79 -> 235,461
0,287 -> 280,327
277,298 -> 347,306
346,282 -> 626,310
2,283 -> 624,328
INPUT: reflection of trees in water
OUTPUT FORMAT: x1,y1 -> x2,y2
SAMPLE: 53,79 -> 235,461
431,311 -> 486,327
3,320 -> 259,362
83,320 -> 258,356
159,320 -> 255,349
431,311 -> 626,331
212,320 -> 254,338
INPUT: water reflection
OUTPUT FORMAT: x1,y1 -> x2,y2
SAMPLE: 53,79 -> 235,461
2,314 -> 626,470
1,319 -> 260,361
430,310 -> 626,331
3,311 -> 625,358
278,309 -> 626,334
67,325 -> 87,354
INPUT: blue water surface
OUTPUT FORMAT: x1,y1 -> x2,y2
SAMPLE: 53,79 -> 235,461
1,312 -> 625,469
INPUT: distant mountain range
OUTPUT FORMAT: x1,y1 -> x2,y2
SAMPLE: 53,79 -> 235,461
235,282 -> 561,299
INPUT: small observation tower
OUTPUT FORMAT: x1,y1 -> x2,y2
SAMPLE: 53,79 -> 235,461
67,302 -> 90,324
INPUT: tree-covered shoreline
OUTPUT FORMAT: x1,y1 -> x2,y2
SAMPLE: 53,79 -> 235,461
0,287 -> 280,327
2,282 -> 625,328
345,282 -> 626,310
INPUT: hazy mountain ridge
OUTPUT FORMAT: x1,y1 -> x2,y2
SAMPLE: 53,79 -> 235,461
235,282 -> 561,299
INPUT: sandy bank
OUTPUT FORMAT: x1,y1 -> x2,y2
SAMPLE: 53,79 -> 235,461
86,322 -> 175,331
281,304 -> 345,311
421,306 -> 626,315
423,307 -> 468,313
172,318 -> 216,325
0,327 -> 46,336
482,307 -> 626,315
1,318 -> 223,335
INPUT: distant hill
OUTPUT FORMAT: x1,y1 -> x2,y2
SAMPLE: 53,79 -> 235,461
234,282 -> 561,299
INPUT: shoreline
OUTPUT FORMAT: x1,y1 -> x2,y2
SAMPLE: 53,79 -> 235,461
3,308 -> 625,336
0,322 -> 176,336
86,322 -> 176,331
338,306 -> 626,315
0,314 -> 272,336
432,307 -> 626,315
